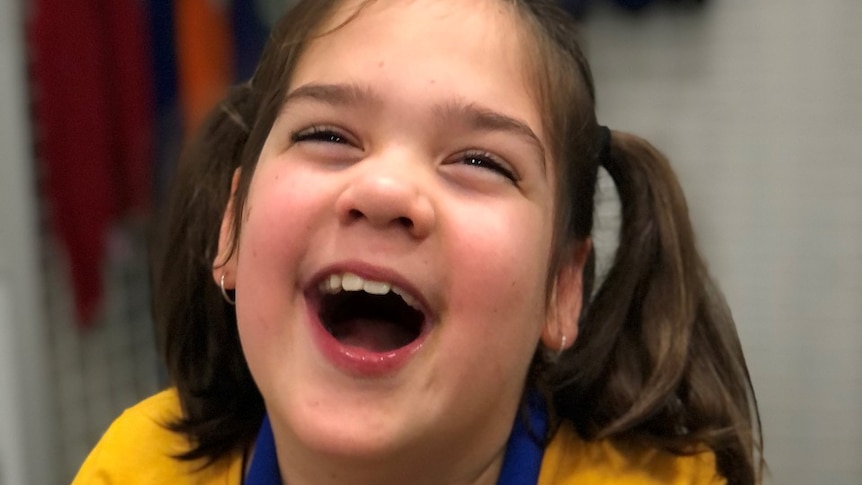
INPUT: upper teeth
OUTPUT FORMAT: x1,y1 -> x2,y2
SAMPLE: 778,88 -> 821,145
319,273 -> 421,310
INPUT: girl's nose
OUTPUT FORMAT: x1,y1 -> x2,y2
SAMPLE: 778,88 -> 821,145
335,161 -> 436,239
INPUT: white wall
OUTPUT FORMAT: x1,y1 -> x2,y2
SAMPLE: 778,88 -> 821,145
0,0 -> 56,483
587,2 -> 862,483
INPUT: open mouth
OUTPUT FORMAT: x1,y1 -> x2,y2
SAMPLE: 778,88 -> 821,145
316,273 -> 427,353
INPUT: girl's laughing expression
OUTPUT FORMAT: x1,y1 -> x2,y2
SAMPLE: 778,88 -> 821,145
218,1 -> 579,482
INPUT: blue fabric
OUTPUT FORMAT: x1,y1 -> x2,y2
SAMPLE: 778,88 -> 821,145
614,0 -> 655,10
232,0 -> 269,82
146,0 -> 178,110
497,391 -> 548,485
146,0 -> 181,207
245,394 -> 548,485
245,415 -> 282,485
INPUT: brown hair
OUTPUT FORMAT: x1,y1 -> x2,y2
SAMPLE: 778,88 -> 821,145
151,0 -> 762,482
152,0 -> 344,460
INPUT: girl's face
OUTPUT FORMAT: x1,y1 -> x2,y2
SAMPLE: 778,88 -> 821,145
219,0 -> 580,480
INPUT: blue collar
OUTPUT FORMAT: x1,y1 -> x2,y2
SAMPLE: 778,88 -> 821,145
246,393 -> 548,485
244,413 -> 280,485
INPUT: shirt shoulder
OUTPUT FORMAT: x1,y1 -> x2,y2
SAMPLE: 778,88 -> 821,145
72,389 -> 243,485
538,422 -> 726,485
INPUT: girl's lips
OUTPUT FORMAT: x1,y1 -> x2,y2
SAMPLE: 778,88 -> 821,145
305,300 -> 428,377
303,262 -> 433,377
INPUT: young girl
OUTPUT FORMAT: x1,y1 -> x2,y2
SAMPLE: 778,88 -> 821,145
74,0 -> 762,484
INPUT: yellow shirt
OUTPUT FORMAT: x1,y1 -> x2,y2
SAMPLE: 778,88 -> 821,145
74,390 -> 724,484
537,422 -> 724,485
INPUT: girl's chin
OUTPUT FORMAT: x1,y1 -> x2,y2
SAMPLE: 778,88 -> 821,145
286,407 -> 419,459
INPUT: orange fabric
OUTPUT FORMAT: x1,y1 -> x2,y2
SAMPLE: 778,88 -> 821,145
175,0 -> 234,133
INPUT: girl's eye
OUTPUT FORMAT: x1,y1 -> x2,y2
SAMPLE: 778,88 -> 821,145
458,151 -> 518,183
291,126 -> 351,145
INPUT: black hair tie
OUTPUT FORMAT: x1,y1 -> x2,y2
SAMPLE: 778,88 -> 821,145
597,125 -> 612,168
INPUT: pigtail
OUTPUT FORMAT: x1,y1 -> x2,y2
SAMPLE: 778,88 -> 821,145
151,83 -> 264,461
550,131 -> 761,484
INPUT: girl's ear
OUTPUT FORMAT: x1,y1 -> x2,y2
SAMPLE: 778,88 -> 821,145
542,239 -> 592,352
212,169 -> 242,289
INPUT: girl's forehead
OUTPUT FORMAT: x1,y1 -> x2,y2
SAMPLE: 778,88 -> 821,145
289,0 -> 545,132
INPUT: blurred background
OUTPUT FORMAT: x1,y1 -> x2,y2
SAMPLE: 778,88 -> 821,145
0,0 -> 859,483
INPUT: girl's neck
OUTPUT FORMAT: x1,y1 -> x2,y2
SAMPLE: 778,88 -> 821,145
274,444 -> 505,485
251,392 -> 549,485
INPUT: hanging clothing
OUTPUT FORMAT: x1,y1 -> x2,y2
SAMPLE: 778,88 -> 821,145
232,0 -> 269,82
147,0 -> 182,207
29,0 -> 154,327
174,0 -> 234,134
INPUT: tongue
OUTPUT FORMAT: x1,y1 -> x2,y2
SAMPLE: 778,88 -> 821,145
333,318 -> 415,352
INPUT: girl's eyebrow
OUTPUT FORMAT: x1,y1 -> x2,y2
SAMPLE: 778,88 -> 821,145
437,102 -> 547,173
283,82 -> 547,171
283,82 -> 379,109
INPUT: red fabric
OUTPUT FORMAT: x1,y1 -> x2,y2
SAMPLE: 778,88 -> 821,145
29,0 -> 154,328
